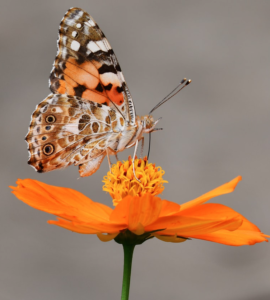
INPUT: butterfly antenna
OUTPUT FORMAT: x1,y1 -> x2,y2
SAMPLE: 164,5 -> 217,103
149,78 -> 191,114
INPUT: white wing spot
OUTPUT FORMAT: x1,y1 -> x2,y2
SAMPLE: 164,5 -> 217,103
62,36 -> 67,45
86,41 -> 100,52
76,23 -> 82,28
52,107 -> 63,113
96,40 -> 107,52
71,40 -> 80,51
72,31 -> 78,38
64,124 -> 80,134
102,39 -> 112,50
118,72 -> 125,82
62,48 -> 67,59
83,26 -> 89,35
85,19 -> 95,27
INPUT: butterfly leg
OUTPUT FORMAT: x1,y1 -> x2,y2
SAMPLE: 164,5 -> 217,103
132,140 -> 140,182
106,148 -> 112,173
140,137 -> 144,158
106,147 -> 119,172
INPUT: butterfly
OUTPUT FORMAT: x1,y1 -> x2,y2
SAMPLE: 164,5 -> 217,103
26,7 -> 190,177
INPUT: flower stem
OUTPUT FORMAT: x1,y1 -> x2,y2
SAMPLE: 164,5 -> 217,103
121,244 -> 135,300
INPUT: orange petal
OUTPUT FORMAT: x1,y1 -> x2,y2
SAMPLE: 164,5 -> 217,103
190,215 -> 269,246
79,220 -> 125,234
180,176 -> 242,211
131,222 -> 145,235
159,200 -> 181,217
11,180 -> 63,213
154,234 -> 187,243
191,229 -> 269,246
49,217 -> 125,234
11,179 -> 113,223
147,204 -> 243,235
110,194 -> 130,224
97,233 -> 118,242
237,215 -> 261,231
128,194 -> 162,231
110,194 -> 163,233
179,203 -> 243,220
48,218 -> 100,234
151,217 -> 242,237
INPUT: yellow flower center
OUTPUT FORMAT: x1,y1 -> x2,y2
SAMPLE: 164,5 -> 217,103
103,156 -> 168,206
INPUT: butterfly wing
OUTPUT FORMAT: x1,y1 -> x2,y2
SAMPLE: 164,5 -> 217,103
26,94 -> 122,175
50,7 -> 136,124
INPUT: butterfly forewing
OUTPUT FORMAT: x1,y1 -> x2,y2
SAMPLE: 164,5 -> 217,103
50,7 -> 136,124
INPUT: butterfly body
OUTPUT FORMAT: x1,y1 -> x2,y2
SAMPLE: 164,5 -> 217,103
26,7 -> 161,177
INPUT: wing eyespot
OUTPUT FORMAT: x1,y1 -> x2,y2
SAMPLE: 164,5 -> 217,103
45,115 -> 56,123
43,144 -> 55,156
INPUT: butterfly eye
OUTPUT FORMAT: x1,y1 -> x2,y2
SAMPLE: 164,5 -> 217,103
43,144 -> 54,155
45,115 -> 56,123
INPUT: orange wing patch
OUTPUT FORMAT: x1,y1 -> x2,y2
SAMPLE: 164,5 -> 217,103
51,56 -> 125,107
51,58 -> 123,106
100,72 -> 125,106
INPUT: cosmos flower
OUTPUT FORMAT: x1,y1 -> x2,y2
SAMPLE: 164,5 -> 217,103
10,157 -> 268,246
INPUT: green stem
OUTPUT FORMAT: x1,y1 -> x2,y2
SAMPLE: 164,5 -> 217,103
121,244 -> 135,300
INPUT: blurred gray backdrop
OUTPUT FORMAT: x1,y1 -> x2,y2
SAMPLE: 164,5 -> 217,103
1,1 -> 270,299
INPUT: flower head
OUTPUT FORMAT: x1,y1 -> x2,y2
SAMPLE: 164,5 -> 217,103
10,158 -> 269,246
103,156 -> 167,205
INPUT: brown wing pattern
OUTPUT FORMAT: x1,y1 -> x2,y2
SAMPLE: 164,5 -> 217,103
50,7 -> 136,124
26,94 -> 123,174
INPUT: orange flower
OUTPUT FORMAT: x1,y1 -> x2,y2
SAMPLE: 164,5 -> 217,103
10,158 -> 269,246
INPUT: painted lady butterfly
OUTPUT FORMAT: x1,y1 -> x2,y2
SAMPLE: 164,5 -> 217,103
26,7 -> 190,177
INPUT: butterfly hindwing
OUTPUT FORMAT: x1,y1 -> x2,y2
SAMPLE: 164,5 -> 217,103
78,155 -> 105,177
50,7 -> 136,124
26,94 -> 123,174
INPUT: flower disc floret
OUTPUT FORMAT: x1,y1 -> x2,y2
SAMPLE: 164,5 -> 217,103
103,156 -> 167,206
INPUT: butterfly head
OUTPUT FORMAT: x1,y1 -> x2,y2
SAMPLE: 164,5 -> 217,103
141,115 -> 162,134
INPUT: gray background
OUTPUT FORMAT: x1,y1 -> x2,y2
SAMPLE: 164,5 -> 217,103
1,0 -> 270,299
